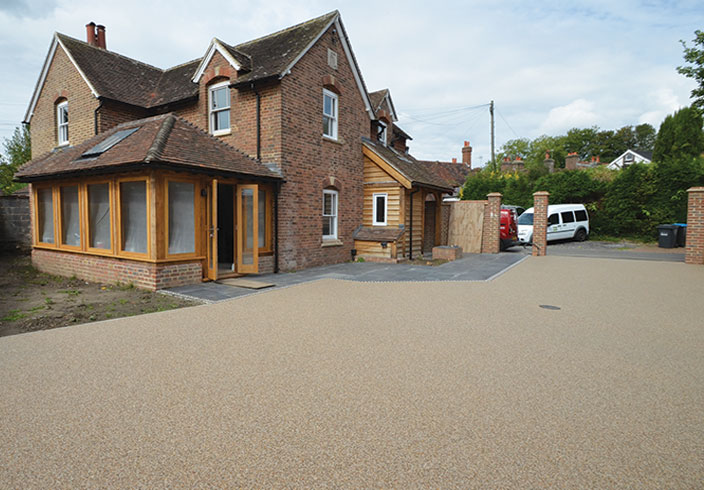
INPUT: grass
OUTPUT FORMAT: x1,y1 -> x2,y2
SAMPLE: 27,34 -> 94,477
2,310 -> 28,322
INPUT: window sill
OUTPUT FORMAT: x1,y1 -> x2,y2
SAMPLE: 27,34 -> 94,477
322,135 -> 342,145
321,238 -> 343,247
56,142 -> 70,148
211,130 -> 231,137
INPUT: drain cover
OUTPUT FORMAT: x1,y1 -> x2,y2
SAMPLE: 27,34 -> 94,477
539,304 -> 561,310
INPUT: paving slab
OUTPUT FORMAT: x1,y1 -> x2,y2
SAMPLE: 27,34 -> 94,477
1,256 -> 703,487
168,252 -> 527,302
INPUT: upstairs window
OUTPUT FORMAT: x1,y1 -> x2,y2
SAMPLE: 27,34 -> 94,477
323,89 -> 338,140
209,82 -> 230,135
377,121 -> 387,144
57,100 -> 68,146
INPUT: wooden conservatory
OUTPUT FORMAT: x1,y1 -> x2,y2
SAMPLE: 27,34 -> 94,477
15,114 -> 282,290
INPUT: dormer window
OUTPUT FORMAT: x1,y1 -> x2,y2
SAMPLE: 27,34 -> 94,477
57,100 -> 69,146
209,81 -> 230,135
377,121 -> 387,145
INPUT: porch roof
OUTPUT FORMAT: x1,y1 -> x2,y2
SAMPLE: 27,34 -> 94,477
15,113 -> 282,182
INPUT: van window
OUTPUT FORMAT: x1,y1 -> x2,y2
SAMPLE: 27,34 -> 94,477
561,211 -> 575,223
517,212 -> 533,225
548,214 -> 559,226
575,210 -> 588,221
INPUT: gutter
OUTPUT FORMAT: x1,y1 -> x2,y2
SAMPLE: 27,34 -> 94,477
94,97 -> 103,135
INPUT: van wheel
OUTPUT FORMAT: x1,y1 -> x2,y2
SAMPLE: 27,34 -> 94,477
575,228 -> 587,242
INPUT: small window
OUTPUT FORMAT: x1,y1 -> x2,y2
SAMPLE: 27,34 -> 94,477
327,48 -> 338,70
60,185 -> 80,247
323,189 -> 338,239
561,211 -> 575,223
37,188 -> 54,244
373,193 -> 387,226
209,82 -> 230,135
574,210 -> 588,222
57,101 -> 68,146
323,89 -> 338,140
548,214 -> 559,226
88,183 -> 111,249
120,181 -> 148,254
167,181 -> 195,255
377,121 -> 387,144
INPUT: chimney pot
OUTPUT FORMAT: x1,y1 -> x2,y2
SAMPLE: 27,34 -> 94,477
464,140 -> 470,147
96,24 -> 106,49
452,157 -> 457,163
86,22 -> 97,46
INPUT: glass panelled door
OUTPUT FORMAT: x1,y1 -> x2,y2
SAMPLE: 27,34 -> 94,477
236,184 -> 258,273
207,179 -> 218,280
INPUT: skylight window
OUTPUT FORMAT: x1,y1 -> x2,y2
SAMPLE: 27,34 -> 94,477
81,128 -> 139,159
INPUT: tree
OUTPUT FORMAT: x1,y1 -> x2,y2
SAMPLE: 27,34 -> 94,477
678,30 -> 704,111
0,125 -> 31,195
653,107 -> 704,162
634,123 -> 656,153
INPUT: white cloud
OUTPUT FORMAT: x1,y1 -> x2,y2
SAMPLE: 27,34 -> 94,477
538,99 -> 599,135
638,88 -> 683,127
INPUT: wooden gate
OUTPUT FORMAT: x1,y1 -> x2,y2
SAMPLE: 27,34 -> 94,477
447,201 -> 485,253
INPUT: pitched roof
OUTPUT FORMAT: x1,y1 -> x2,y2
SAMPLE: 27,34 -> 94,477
57,34 -> 200,108
15,114 -> 281,182
418,160 -> 470,188
362,138 -> 453,192
368,88 -> 398,121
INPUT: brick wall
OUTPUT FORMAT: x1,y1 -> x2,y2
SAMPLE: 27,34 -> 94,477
32,248 -> 202,290
30,44 -> 99,158
98,99 -> 149,133
532,191 -> 549,257
685,187 -> 704,265
277,26 -> 368,270
0,193 -> 31,253
440,203 -> 450,245
481,193 -> 501,253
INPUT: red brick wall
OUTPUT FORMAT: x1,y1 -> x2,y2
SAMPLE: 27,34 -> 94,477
98,99 -> 149,133
32,248 -> 202,291
30,44 -> 99,158
276,26 -> 368,270
532,191 -> 549,257
685,187 -> 704,265
481,193 -> 501,253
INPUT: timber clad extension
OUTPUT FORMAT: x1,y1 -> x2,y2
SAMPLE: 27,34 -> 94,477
17,11 -> 469,289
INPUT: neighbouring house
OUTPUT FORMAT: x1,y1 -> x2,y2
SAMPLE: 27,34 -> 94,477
565,152 -> 606,170
15,11 -> 460,289
607,149 -> 653,170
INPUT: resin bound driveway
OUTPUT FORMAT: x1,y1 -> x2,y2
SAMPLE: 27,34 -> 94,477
1,256 -> 703,487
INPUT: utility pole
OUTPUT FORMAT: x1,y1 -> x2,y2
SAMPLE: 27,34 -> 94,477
490,100 -> 495,170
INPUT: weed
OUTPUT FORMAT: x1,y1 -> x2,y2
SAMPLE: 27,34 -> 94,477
58,289 -> 81,297
2,310 -> 27,322
29,305 -> 45,312
45,297 -> 54,305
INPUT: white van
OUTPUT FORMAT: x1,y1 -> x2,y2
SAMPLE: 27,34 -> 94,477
517,204 -> 589,244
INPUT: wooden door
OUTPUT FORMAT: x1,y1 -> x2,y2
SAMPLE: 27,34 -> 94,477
236,184 -> 258,274
206,179 -> 218,280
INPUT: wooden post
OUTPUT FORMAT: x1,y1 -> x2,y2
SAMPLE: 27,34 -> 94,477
434,191 -> 442,246
532,191 -> 549,257
685,187 -> 704,265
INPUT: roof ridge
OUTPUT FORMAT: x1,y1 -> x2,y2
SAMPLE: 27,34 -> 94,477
233,10 -> 338,49
56,32 -> 167,73
145,114 -> 176,162
163,57 -> 202,72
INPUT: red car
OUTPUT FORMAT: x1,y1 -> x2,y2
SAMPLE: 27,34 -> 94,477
499,207 -> 519,250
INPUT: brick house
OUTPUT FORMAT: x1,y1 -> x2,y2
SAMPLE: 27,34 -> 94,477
16,11 -> 459,289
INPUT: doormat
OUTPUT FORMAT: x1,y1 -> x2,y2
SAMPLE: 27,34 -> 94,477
216,278 -> 276,289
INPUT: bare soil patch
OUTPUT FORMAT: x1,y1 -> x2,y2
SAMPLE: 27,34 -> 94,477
0,254 -> 200,337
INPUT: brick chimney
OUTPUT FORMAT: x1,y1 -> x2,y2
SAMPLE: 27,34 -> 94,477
96,24 -> 106,49
452,158 -> 457,163
565,152 -> 579,170
85,22 -> 106,49
461,140 -> 472,169
544,151 -> 555,173
86,22 -> 97,46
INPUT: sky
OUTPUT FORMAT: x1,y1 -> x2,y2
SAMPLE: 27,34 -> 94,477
0,0 -> 702,167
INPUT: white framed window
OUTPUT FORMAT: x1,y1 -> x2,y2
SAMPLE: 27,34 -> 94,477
373,193 -> 387,226
323,89 -> 338,140
209,81 -> 230,135
377,121 -> 387,144
322,189 -> 338,239
57,101 -> 68,146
